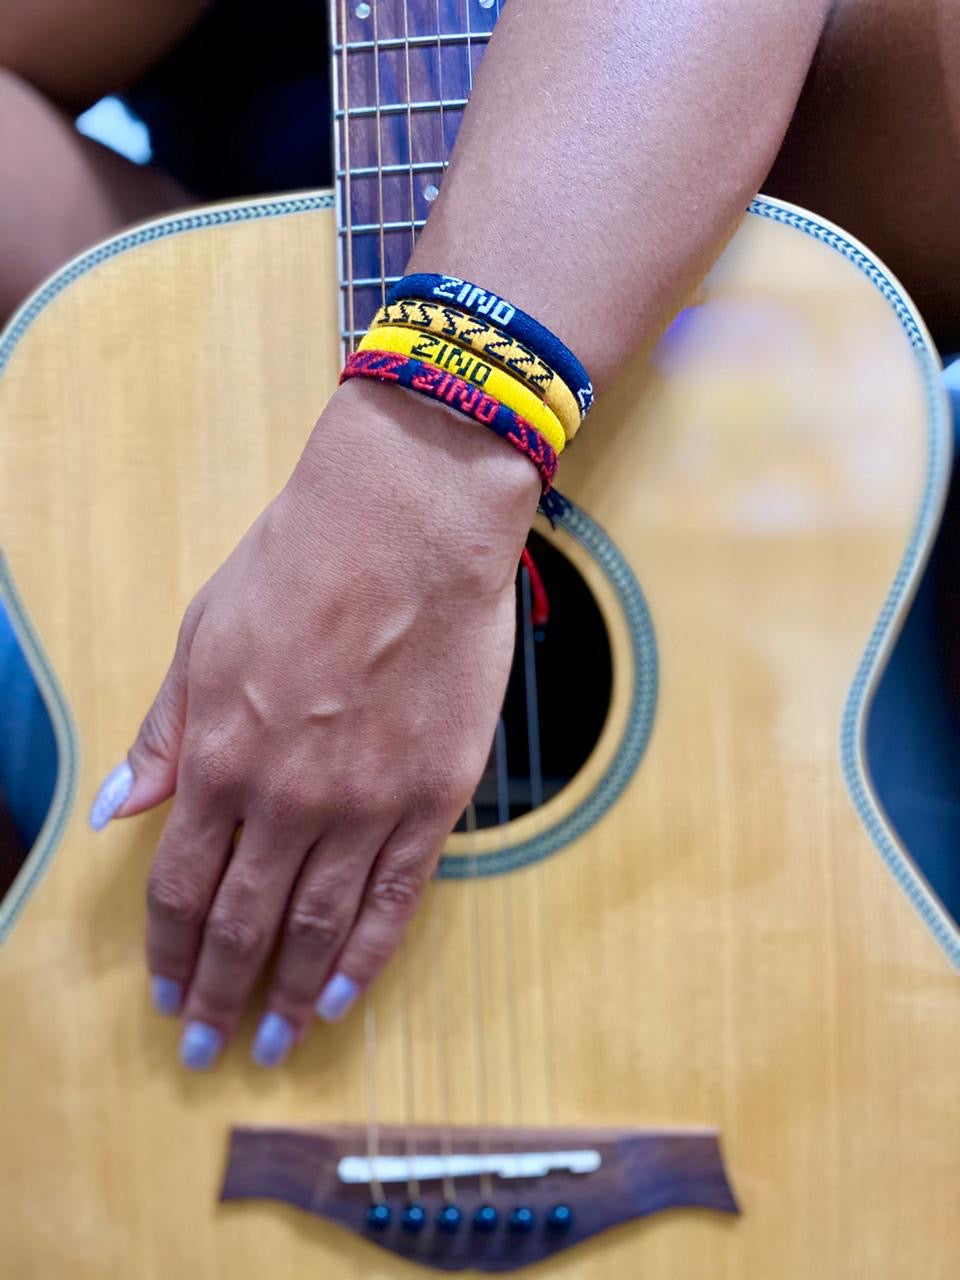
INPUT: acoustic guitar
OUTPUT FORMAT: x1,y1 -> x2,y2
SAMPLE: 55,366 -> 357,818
1,3 -> 958,1277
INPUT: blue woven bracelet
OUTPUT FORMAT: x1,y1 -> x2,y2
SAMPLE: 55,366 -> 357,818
386,273 -> 594,418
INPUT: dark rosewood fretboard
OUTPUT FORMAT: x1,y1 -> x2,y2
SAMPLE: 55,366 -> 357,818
331,0 -> 505,347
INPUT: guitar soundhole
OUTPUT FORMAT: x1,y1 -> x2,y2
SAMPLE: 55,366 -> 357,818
454,530 -> 613,832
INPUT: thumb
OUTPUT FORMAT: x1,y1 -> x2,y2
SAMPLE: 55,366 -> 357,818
89,605 -> 201,831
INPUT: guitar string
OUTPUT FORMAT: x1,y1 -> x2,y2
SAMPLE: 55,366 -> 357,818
457,0 -> 501,1207
372,0 -> 387,306
361,0 -> 390,1209
494,713 -> 522,1127
435,0 -> 447,178
388,0 -> 458,1211
350,0 -> 380,1206
510,560 -> 549,1203
396,0 -> 420,1208
332,0 -> 382,1207
401,0 -> 417,257
432,882 -> 457,1205
398,935 -> 420,1204
483,0 -> 529,1152
490,0 -> 534,1145
364,1000 -> 386,1203
440,0 -> 530,1199
465,0 -> 475,93
328,1 -> 369,1212
520,567 -> 544,814
495,0 -> 557,1144
490,0 -> 522,1099
520,562 -> 556,1123
465,798 -> 494,1203
428,3 -> 457,1207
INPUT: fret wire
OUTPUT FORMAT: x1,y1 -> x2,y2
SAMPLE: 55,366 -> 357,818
334,33 -> 491,53
334,2 -> 504,311
348,220 -> 428,233
339,276 -> 404,288
337,162 -> 446,177
336,100 -> 467,118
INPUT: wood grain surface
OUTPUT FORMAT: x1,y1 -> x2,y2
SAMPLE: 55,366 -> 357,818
0,196 -> 958,1278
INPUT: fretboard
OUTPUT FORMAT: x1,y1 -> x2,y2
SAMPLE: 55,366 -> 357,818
331,0 -> 505,348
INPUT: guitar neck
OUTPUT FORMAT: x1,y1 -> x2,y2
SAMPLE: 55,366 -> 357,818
331,0 -> 504,346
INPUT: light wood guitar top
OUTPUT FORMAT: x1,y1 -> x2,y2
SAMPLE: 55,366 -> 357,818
0,194 -> 957,1277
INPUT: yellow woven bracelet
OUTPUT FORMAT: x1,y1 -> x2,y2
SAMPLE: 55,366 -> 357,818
357,325 -> 567,456
369,300 -> 582,442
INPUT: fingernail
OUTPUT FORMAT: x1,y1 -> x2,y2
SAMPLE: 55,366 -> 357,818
89,761 -> 134,831
315,973 -> 359,1022
151,976 -> 183,1016
252,1012 -> 296,1067
179,1021 -> 222,1070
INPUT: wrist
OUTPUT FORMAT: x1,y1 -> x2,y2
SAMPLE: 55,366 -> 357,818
337,374 -> 541,494
308,375 -> 541,522
288,376 -> 542,595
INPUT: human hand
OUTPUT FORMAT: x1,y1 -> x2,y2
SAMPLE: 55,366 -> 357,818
90,377 -> 540,1068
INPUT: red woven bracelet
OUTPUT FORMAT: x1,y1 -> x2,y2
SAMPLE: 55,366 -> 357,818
340,348 -> 559,492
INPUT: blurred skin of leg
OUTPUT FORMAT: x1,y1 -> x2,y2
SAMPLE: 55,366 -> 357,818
0,0 -> 210,322
0,68 -> 191,320
0,0 -> 213,112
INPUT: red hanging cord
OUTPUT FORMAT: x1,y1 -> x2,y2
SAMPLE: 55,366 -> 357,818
520,547 -> 550,628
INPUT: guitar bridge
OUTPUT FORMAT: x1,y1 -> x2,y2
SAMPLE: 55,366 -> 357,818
220,1124 -> 738,1272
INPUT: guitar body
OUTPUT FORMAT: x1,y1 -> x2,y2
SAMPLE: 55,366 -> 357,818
0,193 -> 958,1278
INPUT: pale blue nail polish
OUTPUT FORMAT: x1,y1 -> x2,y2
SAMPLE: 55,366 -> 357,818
151,976 -> 183,1016
179,1021 -> 222,1070
89,761 -> 134,831
315,973 -> 359,1022
252,1012 -> 296,1067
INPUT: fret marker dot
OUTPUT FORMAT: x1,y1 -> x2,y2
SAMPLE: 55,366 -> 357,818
355,2 -> 371,17
479,0 -> 495,8
423,184 -> 440,203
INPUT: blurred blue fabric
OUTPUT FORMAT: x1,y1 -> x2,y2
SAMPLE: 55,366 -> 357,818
865,357 -> 960,919
2,366 -> 959,924
0,606 -> 57,849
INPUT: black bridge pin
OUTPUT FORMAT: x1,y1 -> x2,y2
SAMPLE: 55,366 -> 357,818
401,1202 -> 427,1233
508,1206 -> 536,1234
366,1202 -> 392,1230
547,1204 -> 573,1232
437,1203 -> 463,1233
472,1204 -> 499,1232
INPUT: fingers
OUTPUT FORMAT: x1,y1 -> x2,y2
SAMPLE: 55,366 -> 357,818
144,787 -> 238,1018
89,601 -> 203,830
175,817 -> 308,1068
250,832 -> 386,1066
312,818 -> 449,1023
249,819 -> 446,1069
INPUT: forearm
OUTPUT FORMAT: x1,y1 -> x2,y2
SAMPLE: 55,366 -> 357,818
411,0 -> 830,394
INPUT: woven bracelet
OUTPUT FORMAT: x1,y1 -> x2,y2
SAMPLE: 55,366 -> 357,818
358,326 -> 567,456
386,273 -> 594,418
370,299 -> 582,441
340,348 -> 559,492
